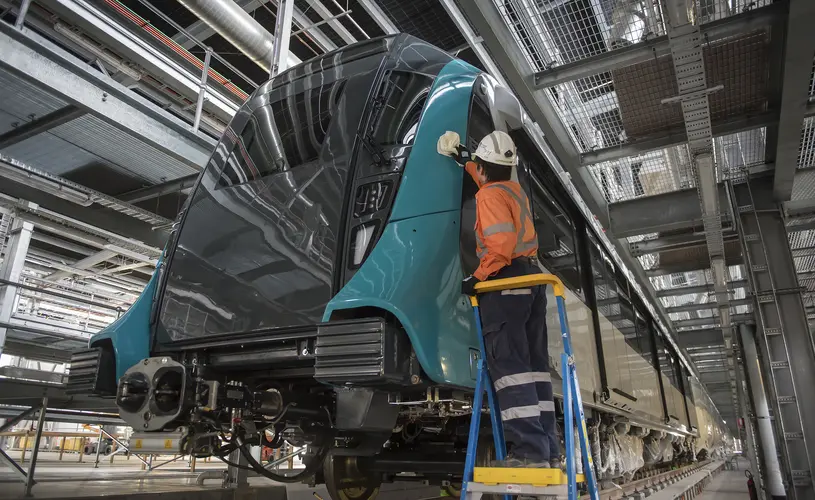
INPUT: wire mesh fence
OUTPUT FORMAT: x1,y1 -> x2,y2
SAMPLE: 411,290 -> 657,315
587,144 -> 695,202
799,117 -> 815,170
714,127 -> 766,175
691,0 -> 771,24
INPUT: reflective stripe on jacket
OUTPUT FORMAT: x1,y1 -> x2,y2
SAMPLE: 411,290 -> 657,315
465,162 -> 538,281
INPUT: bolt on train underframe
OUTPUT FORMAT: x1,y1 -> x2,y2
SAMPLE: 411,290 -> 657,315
67,34 -> 729,493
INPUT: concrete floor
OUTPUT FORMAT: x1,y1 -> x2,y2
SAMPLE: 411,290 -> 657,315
0,452 -> 439,500
696,458 -> 750,500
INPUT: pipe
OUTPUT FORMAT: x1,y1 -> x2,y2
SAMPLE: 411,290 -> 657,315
196,469 -> 226,485
175,0 -> 300,72
739,324 -> 786,499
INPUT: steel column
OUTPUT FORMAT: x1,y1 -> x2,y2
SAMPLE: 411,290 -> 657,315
0,215 -> 33,356
14,0 -> 32,29
223,447 -> 248,488
269,0 -> 294,77
732,178 -> 815,499
740,323 -> 787,499
23,397 -> 47,497
192,47 -> 212,133
772,0 -> 815,200
733,339 -> 762,500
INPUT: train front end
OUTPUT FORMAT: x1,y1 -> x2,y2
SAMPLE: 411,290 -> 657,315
68,34 -> 487,486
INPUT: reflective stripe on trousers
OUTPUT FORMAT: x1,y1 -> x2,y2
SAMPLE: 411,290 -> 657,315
480,259 -> 557,462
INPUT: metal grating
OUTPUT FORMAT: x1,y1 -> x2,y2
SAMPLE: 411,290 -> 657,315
799,117 -> 815,170
494,0 -> 667,70
613,31 -> 769,140
809,57 -> 815,98
692,0 -> 771,24
587,144 -> 695,202
375,0 -> 464,50
713,127 -> 766,175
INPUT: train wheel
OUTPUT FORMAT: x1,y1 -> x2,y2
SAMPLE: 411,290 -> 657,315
323,456 -> 381,500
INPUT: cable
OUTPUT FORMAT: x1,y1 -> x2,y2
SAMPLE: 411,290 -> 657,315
235,434 -> 330,483
216,454 -> 255,471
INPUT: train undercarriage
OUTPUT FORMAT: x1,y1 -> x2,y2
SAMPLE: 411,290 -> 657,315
110,317 -> 703,499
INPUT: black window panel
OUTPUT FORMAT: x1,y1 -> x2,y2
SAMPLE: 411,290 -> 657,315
635,307 -> 655,368
525,170 -> 582,296
219,81 -> 346,187
588,236 -> 616,320
654,330 -> 681,391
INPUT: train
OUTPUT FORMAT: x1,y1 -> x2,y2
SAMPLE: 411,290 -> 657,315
67,34 -> 730,497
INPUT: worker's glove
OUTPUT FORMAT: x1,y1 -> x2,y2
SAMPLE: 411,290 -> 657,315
437,131 -> 471,165
461,275 -> 480,296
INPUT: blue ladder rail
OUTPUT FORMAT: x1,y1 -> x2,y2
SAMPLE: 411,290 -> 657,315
461,273 -> 600,500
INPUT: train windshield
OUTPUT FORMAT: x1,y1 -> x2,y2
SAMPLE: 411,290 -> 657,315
154,64 -> 380,344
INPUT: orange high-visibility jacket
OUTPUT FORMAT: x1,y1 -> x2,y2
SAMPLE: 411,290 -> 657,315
465,162 -> 538,281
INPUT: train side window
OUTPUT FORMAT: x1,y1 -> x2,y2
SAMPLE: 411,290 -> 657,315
459,92 -> 495,276
219,80 -> 346,187
370,71 -> 433,146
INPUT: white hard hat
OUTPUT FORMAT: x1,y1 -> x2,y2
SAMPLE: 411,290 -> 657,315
473,131 -> 517,167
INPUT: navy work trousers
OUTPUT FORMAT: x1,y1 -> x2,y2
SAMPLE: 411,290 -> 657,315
478,258 -> 558,462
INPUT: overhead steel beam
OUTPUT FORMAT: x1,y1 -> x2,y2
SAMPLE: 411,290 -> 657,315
644,252 -> 742,277
35,0 -> 240,121
0,179 -> 167,249
44,249 -> 117,282
304,0 -> 357,45
0,406 -> 123,425
0,105 -> 86,148
172,0 -> 338,53
608,185 -> 731,238
656,279 -> 749,297
665,297 -> 753,314
1,338 -> 73,362
356,0 -> 398,34
0,22 -> 213,168
581,109 -> 781,165
773,0 -> 815,201
674,313 -> 753,329
629,232 -> 738,256
0,377 -> 117,411
676,328 -> 727,348
533,2 -> 786,88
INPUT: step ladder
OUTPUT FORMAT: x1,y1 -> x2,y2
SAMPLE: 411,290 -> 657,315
461,274 -> 600,500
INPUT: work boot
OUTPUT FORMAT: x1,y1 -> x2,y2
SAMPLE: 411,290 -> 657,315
525,460 -> 550,468
490,456 -> 526,468
549,458 -> 562,470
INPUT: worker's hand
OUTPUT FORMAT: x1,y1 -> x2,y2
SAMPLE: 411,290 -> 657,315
437,131 -> 471,166
437,131 -> 461,155
461,275 -> 480,296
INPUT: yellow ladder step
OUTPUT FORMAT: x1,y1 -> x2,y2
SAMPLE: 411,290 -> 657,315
473,467 -> 586,486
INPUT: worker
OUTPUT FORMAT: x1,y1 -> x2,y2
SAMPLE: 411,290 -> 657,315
437,130 -> 558,469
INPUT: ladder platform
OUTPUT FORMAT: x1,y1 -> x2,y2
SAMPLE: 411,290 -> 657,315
473,467 -> 585,486
466,480 -> 569,499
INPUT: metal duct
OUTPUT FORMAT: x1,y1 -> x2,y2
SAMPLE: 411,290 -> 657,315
176,0 -> 300,72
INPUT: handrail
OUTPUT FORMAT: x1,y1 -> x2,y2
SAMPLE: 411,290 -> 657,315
471,273 -> 566,305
